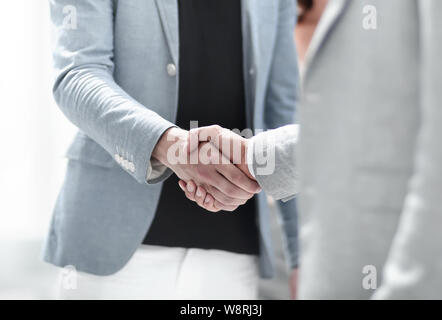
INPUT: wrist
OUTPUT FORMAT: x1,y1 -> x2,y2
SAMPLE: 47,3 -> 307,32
152,127 -> 188,167
238,139 -> 255,180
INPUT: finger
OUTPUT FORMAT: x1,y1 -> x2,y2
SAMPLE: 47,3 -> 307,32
194,185 -> 207,207
191,191 -> 220,213
180,180 -> 220,212
213,199 -> 239,212
204,193 -> 215,207
209,169 -> 255,200
185,181 -> 212,209
178,180 -> 189,194
206,126 -> 244,158
205,183 -> 248,206
190,125 -> 223,148
201,194 -> 220,212
216,162 -> 261,194
184,191 -> 199,205
188,126 -> 221,154
186,180 -> 197,194
179,180 -> 197,200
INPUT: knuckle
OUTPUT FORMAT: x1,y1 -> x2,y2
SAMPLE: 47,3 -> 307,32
211,125 -> 222,132
211,125 -> 223,140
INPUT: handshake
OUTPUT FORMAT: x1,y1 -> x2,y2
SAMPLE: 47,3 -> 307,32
152,125 -> 261,212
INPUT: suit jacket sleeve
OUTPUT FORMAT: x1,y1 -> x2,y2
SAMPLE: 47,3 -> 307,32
373,0 -> 442,299
258,0 -> 300,268
264,0 -> 300,129
250,124 -> 299,202
50,0 -> 175,185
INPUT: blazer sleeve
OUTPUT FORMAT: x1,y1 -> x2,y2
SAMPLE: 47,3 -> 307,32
250,124 -> 299,202
259,0 -> 300,268
373,0 -> 442,299
264,0 -> 300,130
49,0 -> 175,185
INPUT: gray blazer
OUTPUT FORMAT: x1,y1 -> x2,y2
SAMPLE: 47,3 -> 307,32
251,0 -> 442,298
43,0 -> 300,278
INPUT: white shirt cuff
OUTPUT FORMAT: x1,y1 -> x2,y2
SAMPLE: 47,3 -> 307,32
146,158 -> 168,182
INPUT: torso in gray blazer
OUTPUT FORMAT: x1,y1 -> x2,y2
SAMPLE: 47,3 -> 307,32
43,0 -> 300,278
252,0 -> 442,298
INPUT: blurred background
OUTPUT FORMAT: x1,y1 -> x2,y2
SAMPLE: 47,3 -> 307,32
0,1 -> 290,299
0,0 -> 75,299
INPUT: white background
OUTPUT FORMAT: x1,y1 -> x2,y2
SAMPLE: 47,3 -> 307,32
0,1 -> 75,298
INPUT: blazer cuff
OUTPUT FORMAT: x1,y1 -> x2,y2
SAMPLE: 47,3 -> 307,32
146,158 -> 174,184
250,131 -> 298,200
143,122 -> 178,184
128,118 -> 176,185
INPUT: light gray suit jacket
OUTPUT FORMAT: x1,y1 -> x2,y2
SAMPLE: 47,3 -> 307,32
251,0 -> 442,298
43,0 -> 300,278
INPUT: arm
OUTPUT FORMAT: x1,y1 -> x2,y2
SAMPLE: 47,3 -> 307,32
181,0 -> 299,202
249,0 -> 299,201
260,0 -> 300,286
50,0 -> 260,204
249,124 -> 299,202
373,0 -> 442,299
249,124 -> 300,291
50,0 -> 176,184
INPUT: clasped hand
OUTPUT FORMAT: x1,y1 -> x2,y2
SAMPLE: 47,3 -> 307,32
152,126 -> 260,212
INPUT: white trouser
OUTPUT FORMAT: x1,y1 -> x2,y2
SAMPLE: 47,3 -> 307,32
57,245 -> 259,300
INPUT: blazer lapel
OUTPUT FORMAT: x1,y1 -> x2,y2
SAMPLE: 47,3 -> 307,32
303,0 -> 349,77
241,0 -> 277,70
154,0 -> 179,65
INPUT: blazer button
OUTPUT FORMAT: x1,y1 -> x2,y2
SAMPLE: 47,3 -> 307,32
122,159 -> 129,170
114,154 -> 121,164
167,63 -> 177,77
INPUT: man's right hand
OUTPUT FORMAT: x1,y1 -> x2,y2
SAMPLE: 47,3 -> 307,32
179,125 -> 261,212
152,127 -> 261,212
188,125 -> 254,179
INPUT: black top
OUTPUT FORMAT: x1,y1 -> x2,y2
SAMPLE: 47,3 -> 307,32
143,0 -> 259,255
